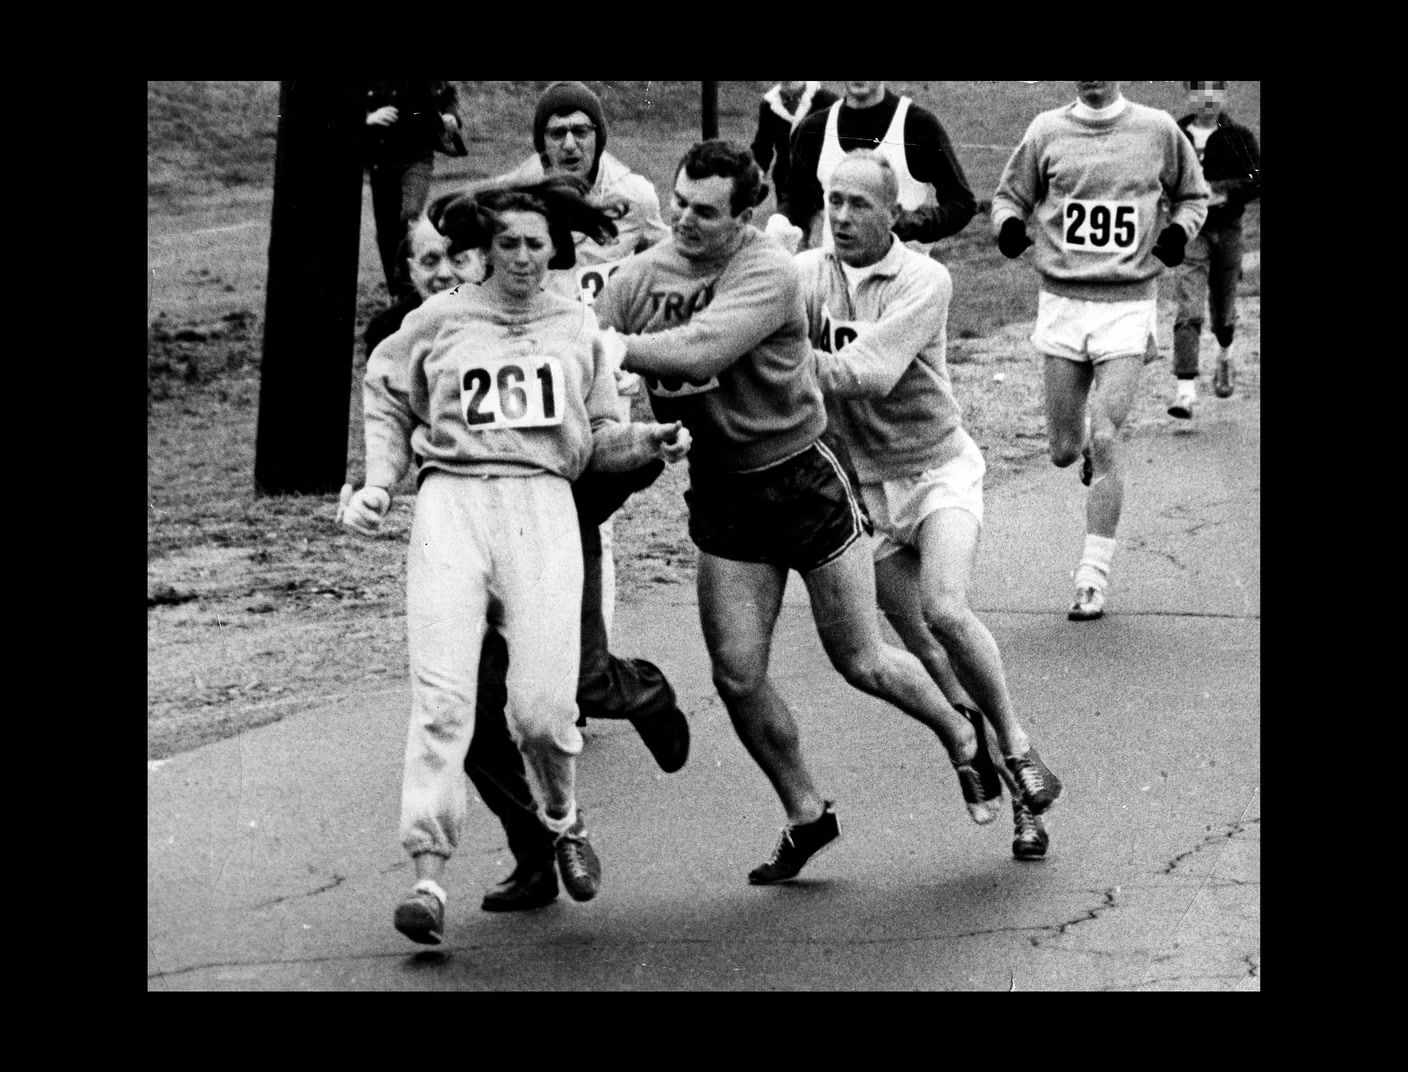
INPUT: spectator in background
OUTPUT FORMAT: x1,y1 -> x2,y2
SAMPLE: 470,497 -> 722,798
783,81 -> 975,256
363,81 -> 464,301
1168,81 -> 1261,419
362,215 -> 473,354
750,82 -> 838,220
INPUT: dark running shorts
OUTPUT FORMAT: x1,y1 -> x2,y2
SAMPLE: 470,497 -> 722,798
685,440 -> 872,574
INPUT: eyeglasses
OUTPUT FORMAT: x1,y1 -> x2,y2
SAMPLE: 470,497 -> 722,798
544,123 -> 596,143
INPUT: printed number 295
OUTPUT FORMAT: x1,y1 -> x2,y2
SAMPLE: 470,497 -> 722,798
1063,200 -> 1136,251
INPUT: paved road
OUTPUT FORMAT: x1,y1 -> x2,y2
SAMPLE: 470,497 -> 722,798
148,392 -> 1259,991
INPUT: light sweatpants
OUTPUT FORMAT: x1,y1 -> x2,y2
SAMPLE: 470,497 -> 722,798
599,517 -> 615,641
399,470 -> 585,859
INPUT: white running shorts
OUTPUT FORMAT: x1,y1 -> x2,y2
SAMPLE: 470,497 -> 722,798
862,430 -> 985,562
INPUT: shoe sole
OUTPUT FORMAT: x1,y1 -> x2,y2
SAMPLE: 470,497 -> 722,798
1166,404 -> 1193,419
1068,606 -> 1104,621
747,830 -> 842,885
481,891 -> 558,912
1013,846 -> 1048,861
394,904 -> 444,945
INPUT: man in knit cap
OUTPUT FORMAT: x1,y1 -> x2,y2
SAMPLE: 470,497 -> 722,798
503,80 -> 669,306
992,81 -> 1209,622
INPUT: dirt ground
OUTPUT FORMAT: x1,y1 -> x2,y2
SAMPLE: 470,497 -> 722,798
147,271 -> 1260,761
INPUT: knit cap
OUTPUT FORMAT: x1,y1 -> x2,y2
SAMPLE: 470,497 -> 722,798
533,81 -> 607,180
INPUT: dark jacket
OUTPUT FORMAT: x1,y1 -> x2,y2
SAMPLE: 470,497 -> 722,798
1178,111 -> 1260,227
364,292 -> 423,354
364,81 -> 459,162
751,84 -> 839,213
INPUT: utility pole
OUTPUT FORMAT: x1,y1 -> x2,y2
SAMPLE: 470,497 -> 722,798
254,80 -> 365,496
702,81 -> 718,139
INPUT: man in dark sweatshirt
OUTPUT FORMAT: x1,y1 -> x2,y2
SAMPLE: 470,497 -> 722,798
784,81 -> 975,256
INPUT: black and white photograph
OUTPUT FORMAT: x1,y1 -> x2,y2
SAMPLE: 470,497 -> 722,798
147,81 -> 1260,991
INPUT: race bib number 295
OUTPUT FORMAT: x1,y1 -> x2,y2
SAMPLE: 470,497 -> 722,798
460,356 -> 565,430
1062,198 -> 1139,253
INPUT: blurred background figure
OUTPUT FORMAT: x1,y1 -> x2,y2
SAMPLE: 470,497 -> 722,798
363,81 -> 465,301
363,215 -> 474,353
784,81 -> 975,256
1168,81 -> 1261,419
750,82 -> 838,222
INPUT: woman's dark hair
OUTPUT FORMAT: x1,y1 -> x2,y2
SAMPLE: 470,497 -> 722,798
676,139 -> 770,216
426,174 -> 618,271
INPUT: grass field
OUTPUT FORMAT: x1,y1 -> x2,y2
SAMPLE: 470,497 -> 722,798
147,81 -> 1261,758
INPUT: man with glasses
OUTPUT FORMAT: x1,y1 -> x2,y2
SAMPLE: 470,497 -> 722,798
503,81 -> 669,307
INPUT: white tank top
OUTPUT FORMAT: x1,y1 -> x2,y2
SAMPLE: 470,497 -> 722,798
817,96 -> 936,254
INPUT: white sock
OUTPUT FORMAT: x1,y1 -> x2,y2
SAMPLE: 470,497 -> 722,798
412,878 -> 447,906
1176,379 -> 1197,401
543,801 -> 578,835
1218,345 -> 1232,364
1074,534 -> 1117,590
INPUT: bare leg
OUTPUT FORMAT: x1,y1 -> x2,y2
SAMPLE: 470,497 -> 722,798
698,550 -> 825,824
911,507 -> 1030,756
874,548 -> 1020,798
801,539 -> 976,763
1083,356 -> 1145,538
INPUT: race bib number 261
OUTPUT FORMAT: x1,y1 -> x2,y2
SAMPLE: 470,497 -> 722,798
460,356 -> 565,430
1062,198 -> 1139,253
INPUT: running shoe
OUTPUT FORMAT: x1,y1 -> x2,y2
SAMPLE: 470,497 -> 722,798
554,814 -> 602,902
628,701 -> 690,774
1168,385 -> 1195,420
1213,354 -> 1235,398
481,860 -> 559,912
1011,799 -> 1049,860
394,879 -> 446,945
1069,585 -> 1105,621
748,801 -> 841,884
1005,745 -> 1063,815
953,704 -> 1003,825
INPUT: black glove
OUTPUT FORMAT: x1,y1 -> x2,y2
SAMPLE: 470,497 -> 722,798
1152,224 -> 1187,267
997,217 -> 1033,259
